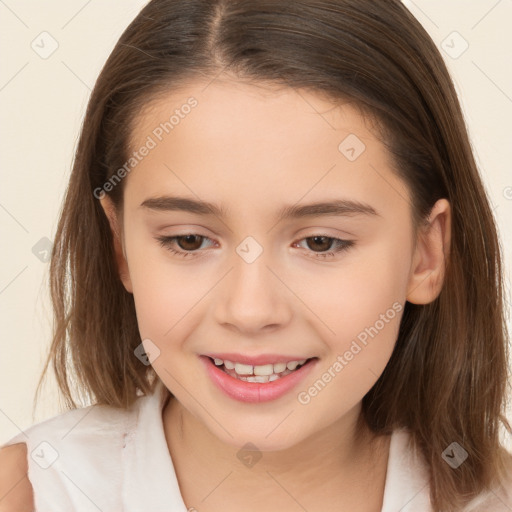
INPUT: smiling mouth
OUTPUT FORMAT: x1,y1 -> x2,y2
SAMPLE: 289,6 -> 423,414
207,356 -> 316,383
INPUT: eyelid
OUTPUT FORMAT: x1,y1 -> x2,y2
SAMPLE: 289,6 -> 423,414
155,233 -> 216,258
299,226 -> 357,238
293,236 -> 354,259
154,232 -> 354,260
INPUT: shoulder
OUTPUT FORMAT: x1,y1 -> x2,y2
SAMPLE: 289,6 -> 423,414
0,443 -> 33,512
0,397 -> 144,510
460,448 -> 512,512
487,450 -> 512,509
1,399 -> 144,464
2,397 -> 141,450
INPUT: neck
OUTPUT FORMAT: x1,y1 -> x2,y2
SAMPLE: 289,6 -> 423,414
162,396 -> 391,512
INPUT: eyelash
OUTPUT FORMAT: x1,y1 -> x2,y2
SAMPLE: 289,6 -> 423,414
155,234 -> 354,260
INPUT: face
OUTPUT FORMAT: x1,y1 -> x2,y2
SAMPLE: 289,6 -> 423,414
102,78 -> 449,451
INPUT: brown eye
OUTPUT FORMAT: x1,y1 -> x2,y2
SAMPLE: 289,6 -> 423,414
305,236 -> 335,252
175,234 -> 204,251
155,234 -> 215,258
294,235 -> 354,259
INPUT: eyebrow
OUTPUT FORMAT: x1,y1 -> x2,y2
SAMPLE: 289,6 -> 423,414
140,195 -> 380,221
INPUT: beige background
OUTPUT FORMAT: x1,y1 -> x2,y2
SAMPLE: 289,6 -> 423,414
1,0 -> 511,451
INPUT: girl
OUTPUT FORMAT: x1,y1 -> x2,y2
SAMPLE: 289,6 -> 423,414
1,1 -> 511,511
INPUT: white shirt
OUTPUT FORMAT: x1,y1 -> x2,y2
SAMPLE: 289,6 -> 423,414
2,379 -> 509,511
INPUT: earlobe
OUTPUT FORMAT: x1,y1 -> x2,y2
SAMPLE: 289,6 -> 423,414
406,199 -> 451,305
99,196 -> 133,293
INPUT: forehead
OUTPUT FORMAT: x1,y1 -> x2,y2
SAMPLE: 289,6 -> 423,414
124,79 -> 410,223
130,78 -> 378,154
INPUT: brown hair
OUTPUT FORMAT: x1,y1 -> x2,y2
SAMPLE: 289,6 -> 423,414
35,0 -> 511,509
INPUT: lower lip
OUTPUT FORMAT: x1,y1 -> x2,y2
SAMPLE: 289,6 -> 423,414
200,356 -> 318,403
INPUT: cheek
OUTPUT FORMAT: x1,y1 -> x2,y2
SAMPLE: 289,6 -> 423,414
122,228 -> 208,343
296,249 -> 407,421
307,236 -> 411,342
130,267 -> 207,345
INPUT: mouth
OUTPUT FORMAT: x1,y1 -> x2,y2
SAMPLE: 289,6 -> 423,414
206,356 -> 316,383
200,355 -> 319,403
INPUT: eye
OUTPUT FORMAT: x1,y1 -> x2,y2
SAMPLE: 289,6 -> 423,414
155,233 -> 354,260
155,234 -> 216,258
293,236 -> 354,259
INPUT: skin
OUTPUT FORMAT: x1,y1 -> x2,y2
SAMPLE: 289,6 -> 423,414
101,77 -> 451,512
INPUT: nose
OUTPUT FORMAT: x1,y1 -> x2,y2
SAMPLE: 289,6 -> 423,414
213,248 -> 293,335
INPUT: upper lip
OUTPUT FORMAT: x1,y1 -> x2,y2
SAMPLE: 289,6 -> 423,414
202,353 -> 314,366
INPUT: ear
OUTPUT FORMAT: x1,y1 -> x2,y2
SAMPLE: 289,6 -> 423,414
406,198 -> 451,304
99,196 -> 133,293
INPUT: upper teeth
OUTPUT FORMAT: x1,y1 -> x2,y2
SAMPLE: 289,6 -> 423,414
213,358 -> 307,375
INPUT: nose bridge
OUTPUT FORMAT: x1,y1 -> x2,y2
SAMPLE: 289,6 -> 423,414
214,235 -> 291,332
